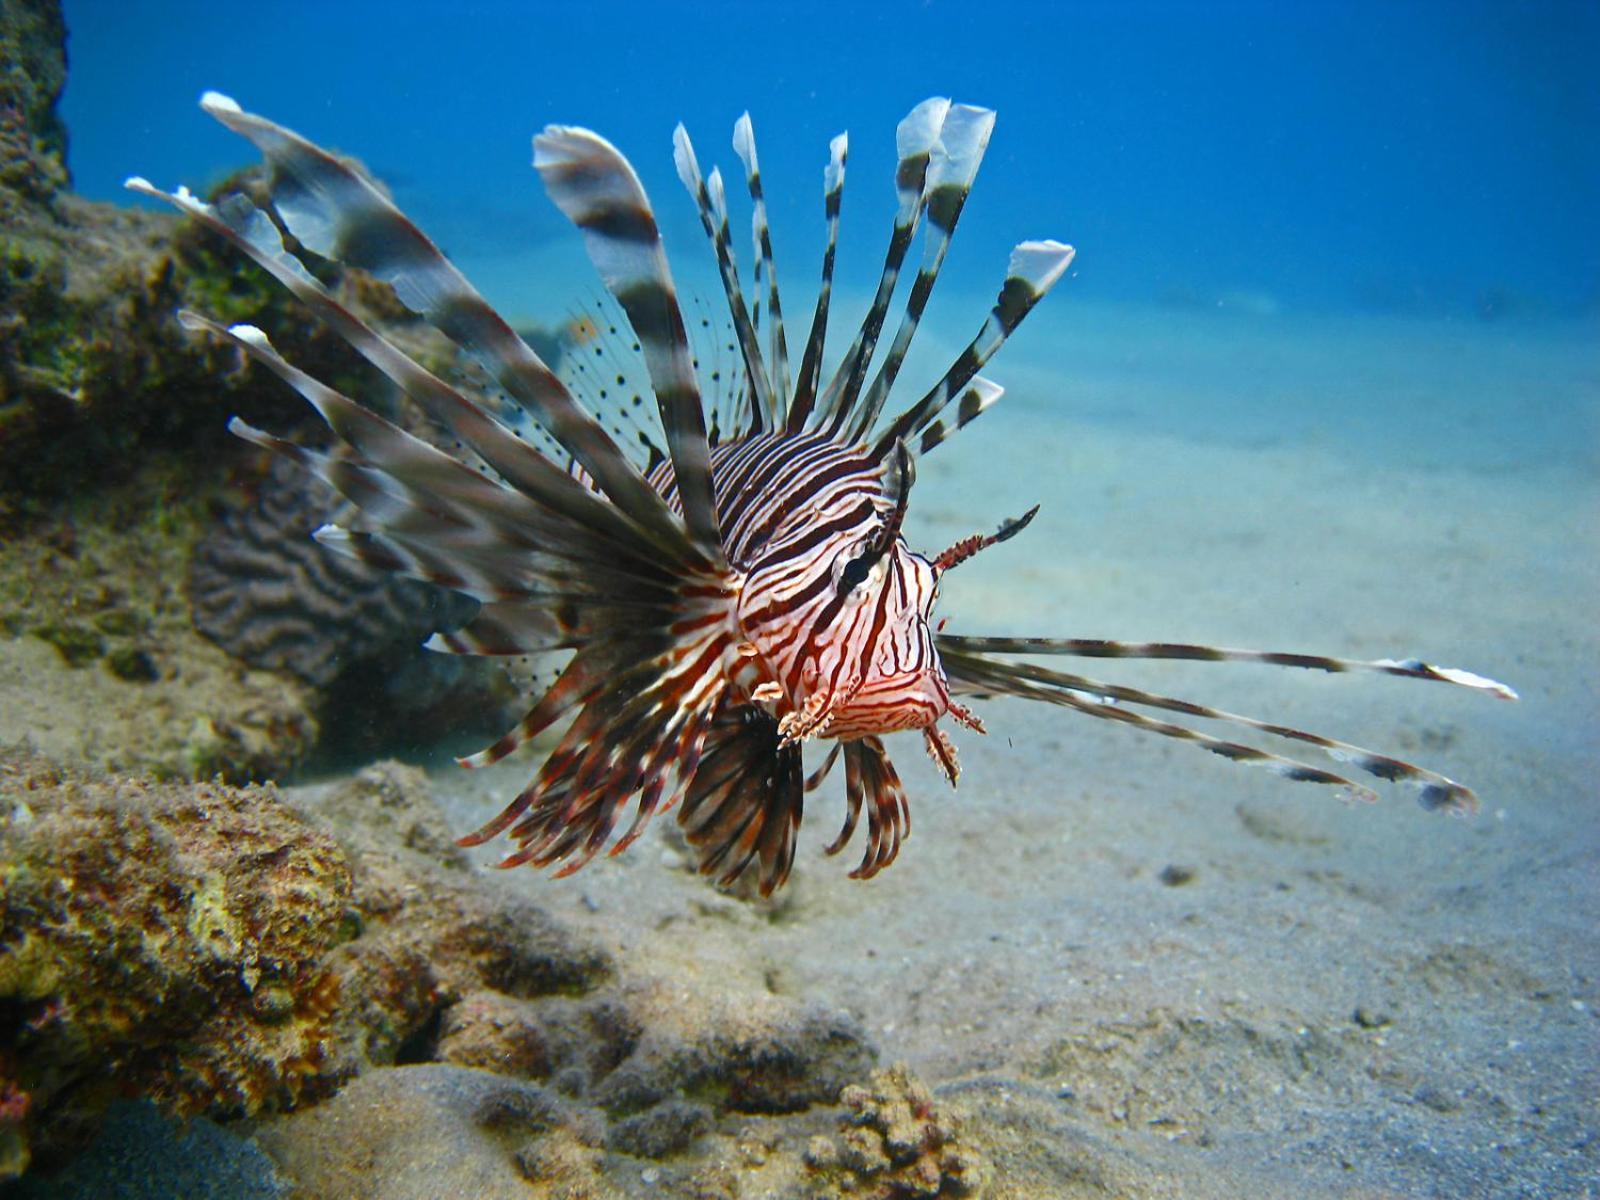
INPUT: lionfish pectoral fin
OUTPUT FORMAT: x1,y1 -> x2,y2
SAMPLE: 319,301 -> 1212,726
838,737 -> 910,879
677,703 -> 805,896
938,636 -> 1515,814
171,95 -> 703,564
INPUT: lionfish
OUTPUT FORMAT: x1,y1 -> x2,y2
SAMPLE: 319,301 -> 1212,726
129,94 -> 1515,897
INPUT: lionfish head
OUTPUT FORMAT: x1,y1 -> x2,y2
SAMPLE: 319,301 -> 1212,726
734,438 -> 992,751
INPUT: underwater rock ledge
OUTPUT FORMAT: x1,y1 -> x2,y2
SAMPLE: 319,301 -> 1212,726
1,754 -> 913,1190
1,0 -> 520,774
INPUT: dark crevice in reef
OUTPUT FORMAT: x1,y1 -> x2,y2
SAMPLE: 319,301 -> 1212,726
394,1006 -> 447,1067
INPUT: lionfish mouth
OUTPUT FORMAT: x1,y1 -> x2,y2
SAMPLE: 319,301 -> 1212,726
132,92 -> 1515,897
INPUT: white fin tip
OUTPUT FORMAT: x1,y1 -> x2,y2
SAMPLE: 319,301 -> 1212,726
199,91 -> 241,115
225,323 -> 271,348
1009,240 -> 1076,291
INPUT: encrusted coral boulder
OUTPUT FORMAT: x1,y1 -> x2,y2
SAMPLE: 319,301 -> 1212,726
0,749 -> 354,1178
0,755 -> 622,1183
805,1063 -> 986,1198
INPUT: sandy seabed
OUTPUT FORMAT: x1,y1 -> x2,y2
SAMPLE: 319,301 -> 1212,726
432,297 -> 1600,1198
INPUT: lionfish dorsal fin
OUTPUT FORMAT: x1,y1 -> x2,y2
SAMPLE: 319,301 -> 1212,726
672,123 -> 774,435
731,112 -> 791,422
535,124 -> 724,555
812,97 -> 951,438
847,103 -> 997,443
912,376 -> 1005,457
872,239 -> 1074,462
555,294 -> 670,472
786,130 -> 848,431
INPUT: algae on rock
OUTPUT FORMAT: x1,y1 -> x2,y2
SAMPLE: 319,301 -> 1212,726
0,749 -> 354,1178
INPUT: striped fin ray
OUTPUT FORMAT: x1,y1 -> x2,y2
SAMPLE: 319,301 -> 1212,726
188,93 -> 694,560
832,737 -> 910,879
474,621 -> 733,875
458,647 -> 624,773
846,104 -> 997,443
535,125 -> 723,553
182,318 -> 687,622
941,647 -> 1385,801
938,644 -> 1480,812
871,240 -> 1074,462
676,703 -> 805,895
913,377 -> 1005,456
731,112 -> 791,419
672,125 -> 774,433
425,599 -> 666,658
787,132 -> 848,431
813,97 -> 950,437
937,636 -> 1519,701
127,177 -> 679,564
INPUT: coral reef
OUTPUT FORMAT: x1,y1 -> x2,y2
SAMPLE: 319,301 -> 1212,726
3,750 -> 1256,1198
187,455 -> 516,765
253,1065 -> 605,1200
0,749 -> 353,1177
0,475 -> 320,783
0,753 -> 620,1179
293,764 -> 874,1132
0,754 -> 899,1192
0,0 -> 68,214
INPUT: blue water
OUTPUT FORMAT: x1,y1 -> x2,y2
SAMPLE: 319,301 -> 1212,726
64,0 -> 1599,320
33,5 -> 1600,1196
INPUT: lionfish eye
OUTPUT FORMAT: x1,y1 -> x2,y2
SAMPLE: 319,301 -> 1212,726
837,549 -> 877,594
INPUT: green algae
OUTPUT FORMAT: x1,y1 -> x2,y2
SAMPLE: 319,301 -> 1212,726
30,621 -> 103,667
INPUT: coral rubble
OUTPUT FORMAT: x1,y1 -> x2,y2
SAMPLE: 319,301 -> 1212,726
805,1063 -> 986,1198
